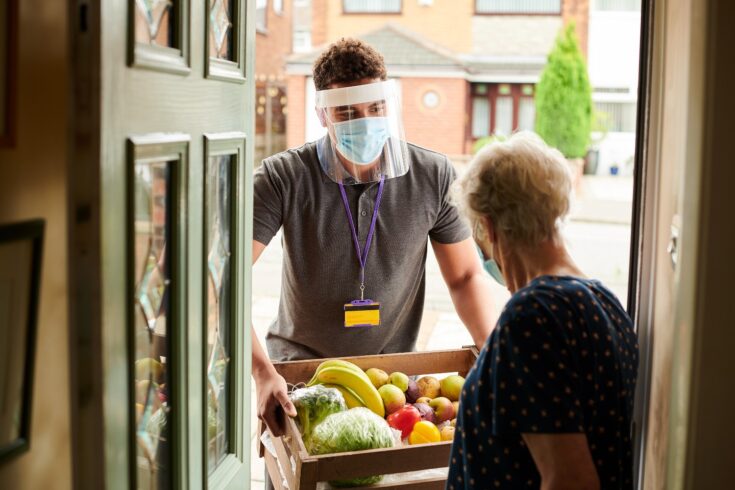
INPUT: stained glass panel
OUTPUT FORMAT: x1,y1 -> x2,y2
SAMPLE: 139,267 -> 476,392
209,0 -> 234,60
133,161 -> 172,489
135,0 -> 176,47
206,155 -> 232,473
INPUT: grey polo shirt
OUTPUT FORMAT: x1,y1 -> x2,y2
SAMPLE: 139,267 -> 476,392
253,137 -> 470,362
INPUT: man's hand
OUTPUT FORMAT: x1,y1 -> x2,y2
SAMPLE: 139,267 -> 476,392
432,237 -> 497,347
254,367 -> 297,438
251,239 -> 297,437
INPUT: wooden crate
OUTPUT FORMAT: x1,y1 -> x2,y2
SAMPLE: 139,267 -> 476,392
259,347 -> 479,490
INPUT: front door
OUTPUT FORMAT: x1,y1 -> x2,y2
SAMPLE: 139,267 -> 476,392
70,1 -> 255,488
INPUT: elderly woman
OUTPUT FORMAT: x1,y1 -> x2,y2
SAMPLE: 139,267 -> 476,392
447,132 -> 638,490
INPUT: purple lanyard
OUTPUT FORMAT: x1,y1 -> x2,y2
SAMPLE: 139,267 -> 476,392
338,175 -> 386,299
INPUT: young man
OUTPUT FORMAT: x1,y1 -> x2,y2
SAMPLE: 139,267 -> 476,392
252,39 -> 496,439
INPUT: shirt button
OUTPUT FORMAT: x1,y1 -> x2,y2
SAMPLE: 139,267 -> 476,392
361,210 -> 368,217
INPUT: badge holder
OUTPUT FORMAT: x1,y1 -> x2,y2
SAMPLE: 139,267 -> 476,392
344,299 -> 381,328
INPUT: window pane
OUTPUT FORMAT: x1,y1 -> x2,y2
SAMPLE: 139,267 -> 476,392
475,0 -> 561,14
293,31 -> 312,53
472,97 -> 490,138
594,101 -> 637,132
591,0 -> 641,11
494,96 -> 513,136
133,161 -> 172,490
135,0 -> 176,47
206,155 -> 233,474
256,0 -> 267,31
343,0 -> 402,14
518,97 -> 535,131
209,0 -> 234,60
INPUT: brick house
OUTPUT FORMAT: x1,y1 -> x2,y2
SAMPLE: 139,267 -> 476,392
255,0 -> 293,163
285,0 -> 590,158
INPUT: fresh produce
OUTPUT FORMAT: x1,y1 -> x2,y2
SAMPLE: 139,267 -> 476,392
440,425 -> 455,441
310,365 -> 385,418
415,396 -> 432,405
405,378 -> 420,403
135,357 -> 164,383
452,401 -> 460,416
388,372 -> 410,392
416,376 -> 441,399
429,396 -> 455,423
365,368 -> 389,389
386,405 -> 421,439
307,359 -> 367,386
408,420 -> 441,445
440,375 -> 465,401
450,418 -> 456,427
309,407 -> 395,487
378,384 -> 406,415
290,385 -> 347,448
321,384 -> 363,409
412,402 -> 436,424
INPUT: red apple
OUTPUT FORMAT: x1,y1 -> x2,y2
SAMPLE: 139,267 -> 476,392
413,402 -> 436,424
429,396 -> 455,424
386,405 -> 421,439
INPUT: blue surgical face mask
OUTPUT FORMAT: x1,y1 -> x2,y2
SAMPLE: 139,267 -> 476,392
476,243 -> 506,287
332,117 -> 390,165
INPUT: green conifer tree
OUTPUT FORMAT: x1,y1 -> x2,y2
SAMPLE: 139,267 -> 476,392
534,23 -> 593,159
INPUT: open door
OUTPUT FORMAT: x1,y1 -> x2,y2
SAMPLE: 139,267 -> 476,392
69,1 -> 255,488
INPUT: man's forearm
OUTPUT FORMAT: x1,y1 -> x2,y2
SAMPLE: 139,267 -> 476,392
251,327 -> 275,380
447,272 -> 496,348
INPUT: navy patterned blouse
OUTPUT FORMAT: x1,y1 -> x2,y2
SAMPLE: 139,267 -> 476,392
447,276 -> 639,490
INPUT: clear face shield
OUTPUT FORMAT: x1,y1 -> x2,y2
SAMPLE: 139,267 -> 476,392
316,80 -> 410,185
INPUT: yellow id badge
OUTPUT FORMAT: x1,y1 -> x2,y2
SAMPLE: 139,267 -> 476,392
344,300 -> 381,328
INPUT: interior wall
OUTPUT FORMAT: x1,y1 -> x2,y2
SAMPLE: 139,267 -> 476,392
0,0 -> 71,488
680,0 -> 735,487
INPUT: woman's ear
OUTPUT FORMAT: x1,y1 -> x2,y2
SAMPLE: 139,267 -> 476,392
482,216 -> 497,243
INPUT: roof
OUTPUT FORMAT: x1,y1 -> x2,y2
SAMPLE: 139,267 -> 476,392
287,23 -> 464,72
286,23 -> 546,82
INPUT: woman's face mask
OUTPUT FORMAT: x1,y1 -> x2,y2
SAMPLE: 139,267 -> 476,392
331,117 -> 390,165
476,243 -> 506,287
474,221 -> 506,287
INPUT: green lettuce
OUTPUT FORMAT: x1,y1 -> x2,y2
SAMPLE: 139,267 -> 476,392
290,385 -> 346,448
309,407 -> 395,487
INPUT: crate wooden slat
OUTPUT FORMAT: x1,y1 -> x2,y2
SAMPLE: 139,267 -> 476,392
260,347 -> 479,489
274,348 -> 477,385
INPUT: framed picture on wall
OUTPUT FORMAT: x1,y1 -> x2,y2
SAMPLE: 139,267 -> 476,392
0,0 -> 18,148
0,219 -> 44,461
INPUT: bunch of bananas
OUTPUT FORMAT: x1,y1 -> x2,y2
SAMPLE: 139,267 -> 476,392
306,359 -> 385,418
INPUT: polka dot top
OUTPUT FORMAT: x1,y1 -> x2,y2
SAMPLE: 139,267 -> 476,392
447,276 -> 639,490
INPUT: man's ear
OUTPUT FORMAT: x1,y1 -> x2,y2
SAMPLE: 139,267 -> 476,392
316,107 -> 327,127
482,216 -> 497,243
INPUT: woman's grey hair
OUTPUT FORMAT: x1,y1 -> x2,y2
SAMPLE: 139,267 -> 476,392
452,131 -> 572,247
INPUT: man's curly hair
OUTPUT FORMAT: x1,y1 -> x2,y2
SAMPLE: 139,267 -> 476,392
312,38 -> 387,90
